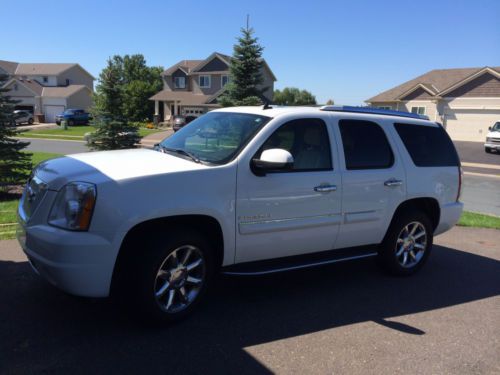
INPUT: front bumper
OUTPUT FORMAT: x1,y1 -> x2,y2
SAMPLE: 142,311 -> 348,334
17,219 -> 116,298
434,201 -> 464,236
484,142 -> 500,150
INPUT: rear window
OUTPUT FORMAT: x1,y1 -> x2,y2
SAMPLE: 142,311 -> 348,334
339,119 -> 394,170
394,123 -> 459,167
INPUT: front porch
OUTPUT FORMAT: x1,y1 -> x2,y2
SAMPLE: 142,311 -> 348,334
150,90 -> 220,124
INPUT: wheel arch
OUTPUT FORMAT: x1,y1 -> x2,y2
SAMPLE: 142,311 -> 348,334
111,214 -> 224,295
389,197 -> 441,233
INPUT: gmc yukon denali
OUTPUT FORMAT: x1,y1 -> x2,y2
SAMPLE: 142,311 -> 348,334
17,106 -> 463,322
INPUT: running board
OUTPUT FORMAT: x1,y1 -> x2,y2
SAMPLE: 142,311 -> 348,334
222,246 -> 378,276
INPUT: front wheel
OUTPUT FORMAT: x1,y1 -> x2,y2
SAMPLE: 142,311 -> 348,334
116,230 -> 215,323
378,210 -> 433,276
28,118 -> 34,125
485,147 -> 492,154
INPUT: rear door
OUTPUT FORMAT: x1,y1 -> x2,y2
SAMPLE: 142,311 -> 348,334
333,117 -> 406,249
235,117 -> 342,263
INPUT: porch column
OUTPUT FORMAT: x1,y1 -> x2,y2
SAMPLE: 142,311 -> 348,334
163,101 -> 171,121
154,100 -> 159,116
174,100 -> 178,116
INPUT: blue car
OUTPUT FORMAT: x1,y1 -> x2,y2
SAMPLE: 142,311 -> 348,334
55,109 -> 91,126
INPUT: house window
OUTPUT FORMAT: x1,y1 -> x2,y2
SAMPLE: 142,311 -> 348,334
377,106 -> 392,110
221,75 -> 230,87
411,106 -> 426,115
43,76 -> 48,83
199,75 -> 211,88
174,76 -> 186,89
14,84 -> 18,91
66,79 -> 70,86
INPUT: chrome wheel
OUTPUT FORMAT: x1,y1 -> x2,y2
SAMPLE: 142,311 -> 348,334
154,245 -> 205,313
395,221 -> 427,268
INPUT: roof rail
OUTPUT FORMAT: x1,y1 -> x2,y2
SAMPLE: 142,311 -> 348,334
320,105 -> 429,120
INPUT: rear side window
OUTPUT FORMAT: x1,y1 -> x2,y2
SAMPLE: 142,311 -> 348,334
339,119 -> 394,170
394,123 -> 459,167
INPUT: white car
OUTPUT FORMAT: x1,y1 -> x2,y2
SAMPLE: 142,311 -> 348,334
485,122 -> 500,153
17,106 -> 463,322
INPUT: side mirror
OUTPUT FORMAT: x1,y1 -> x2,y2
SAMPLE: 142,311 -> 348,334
251,148 -> 294,176
489,126 -> 492,131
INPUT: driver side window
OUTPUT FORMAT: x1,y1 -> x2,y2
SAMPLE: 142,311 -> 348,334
259,118 -> 333,171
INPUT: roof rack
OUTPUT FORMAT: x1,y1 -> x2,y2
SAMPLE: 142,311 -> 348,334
319,105 -> 429,120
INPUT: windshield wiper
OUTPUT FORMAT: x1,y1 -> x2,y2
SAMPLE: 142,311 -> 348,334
157,145 -> 201,163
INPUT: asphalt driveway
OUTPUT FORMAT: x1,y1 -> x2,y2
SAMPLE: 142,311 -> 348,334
0,226 -> 499,374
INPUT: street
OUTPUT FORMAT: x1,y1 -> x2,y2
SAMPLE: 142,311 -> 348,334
0,226 -> 498,374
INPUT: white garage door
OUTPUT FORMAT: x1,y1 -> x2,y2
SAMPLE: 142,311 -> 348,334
445,109 -> 500,142
44,105 -> 65,123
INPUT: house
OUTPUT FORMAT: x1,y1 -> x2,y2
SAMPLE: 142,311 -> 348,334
366,66 -> 500,141
0,60 -> 94,123
150,52 -> 276,122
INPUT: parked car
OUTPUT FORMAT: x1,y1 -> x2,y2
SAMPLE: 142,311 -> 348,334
172,115 -> 187,132
484,122 -> 500,153
55,109 -> 91,126
17,106 -> 463,323
12,110 -> 34,125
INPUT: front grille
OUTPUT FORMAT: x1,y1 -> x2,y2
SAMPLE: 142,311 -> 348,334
490,138 -> 500,144
19,175 -> 48,222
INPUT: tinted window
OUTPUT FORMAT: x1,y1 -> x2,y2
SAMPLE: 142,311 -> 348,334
259,118 -> 332,171
394,123 -> 459,167
339,120 -> 394,170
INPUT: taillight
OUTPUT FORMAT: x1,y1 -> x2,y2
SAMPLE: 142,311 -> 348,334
456,166 -> 463,202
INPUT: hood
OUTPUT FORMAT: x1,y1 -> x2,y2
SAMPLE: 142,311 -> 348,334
34,148 -> 208,190
487,130 -> 500,138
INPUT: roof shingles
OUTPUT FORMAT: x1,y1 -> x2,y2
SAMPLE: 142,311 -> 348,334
367,66 -> 500,102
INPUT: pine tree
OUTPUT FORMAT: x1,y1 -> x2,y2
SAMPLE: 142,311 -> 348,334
0,73 -> 32,190
88,58 -> 141,150
220,25 -> 266,106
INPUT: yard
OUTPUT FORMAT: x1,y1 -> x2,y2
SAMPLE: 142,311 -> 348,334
17,125 -> 161,141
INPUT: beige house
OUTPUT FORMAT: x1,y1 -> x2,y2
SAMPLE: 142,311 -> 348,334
366,66 -> 500,141
0,60 -> 94,123
150,52 -> 276,122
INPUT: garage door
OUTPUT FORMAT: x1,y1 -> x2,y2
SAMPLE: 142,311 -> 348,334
44,105 -> 65,123
445,109 -> 500,142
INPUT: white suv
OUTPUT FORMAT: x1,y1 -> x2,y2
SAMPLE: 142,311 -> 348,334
485,122 -> 500,153
17,106 -> 463,322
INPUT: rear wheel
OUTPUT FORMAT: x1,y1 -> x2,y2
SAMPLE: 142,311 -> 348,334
28,118 -> 34,125
68,119 -> 75,126
378,210 -> 433,276
115,229 -> 215,323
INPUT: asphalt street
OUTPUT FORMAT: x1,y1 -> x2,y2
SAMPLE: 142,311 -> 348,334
0,226 -> 499,374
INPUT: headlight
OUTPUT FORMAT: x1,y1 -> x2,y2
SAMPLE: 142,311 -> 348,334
48,182 -> 96,231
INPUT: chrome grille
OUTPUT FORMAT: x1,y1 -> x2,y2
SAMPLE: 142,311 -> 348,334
19,175 -> 48,222
491,137 -> 500,144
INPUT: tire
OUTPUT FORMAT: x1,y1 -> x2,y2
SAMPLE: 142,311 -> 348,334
28,118 -> 34,125
485,148 -> 492,154
68,119 -> 75,126
378,209 -> 433,276
115,229 -> 215,323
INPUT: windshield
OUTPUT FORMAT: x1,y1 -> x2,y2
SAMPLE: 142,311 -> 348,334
492,122 -> 500,132
63,110 -> 75,115
159,112 -> 270,164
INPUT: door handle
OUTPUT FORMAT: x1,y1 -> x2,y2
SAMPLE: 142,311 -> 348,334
314,185 -> 337,193
384,178 -> 403,187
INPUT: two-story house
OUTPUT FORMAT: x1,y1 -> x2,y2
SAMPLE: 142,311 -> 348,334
0,60 -> 94,123
150,52 -> 276,122
366,66 -> 500,141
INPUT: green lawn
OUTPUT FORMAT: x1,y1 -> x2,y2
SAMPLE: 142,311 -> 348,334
17,125 -> 160,141
457,211 -> 500,230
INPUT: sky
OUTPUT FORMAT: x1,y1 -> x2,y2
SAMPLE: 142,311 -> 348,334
2,0 -> 499,104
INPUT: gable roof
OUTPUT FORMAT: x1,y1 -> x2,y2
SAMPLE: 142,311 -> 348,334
42,85 -> 90,98
14,63 -> 95,79
0,60 -> 19,75
163,60 -> 204,75
191,52 -> 231,72
367,66 -> 500,102
3,78 -> 43,95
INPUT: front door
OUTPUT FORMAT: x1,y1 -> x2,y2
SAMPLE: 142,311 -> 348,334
235,117 -> 342,263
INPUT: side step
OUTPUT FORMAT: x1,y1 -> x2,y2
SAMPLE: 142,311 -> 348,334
222,246 -> 378,276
